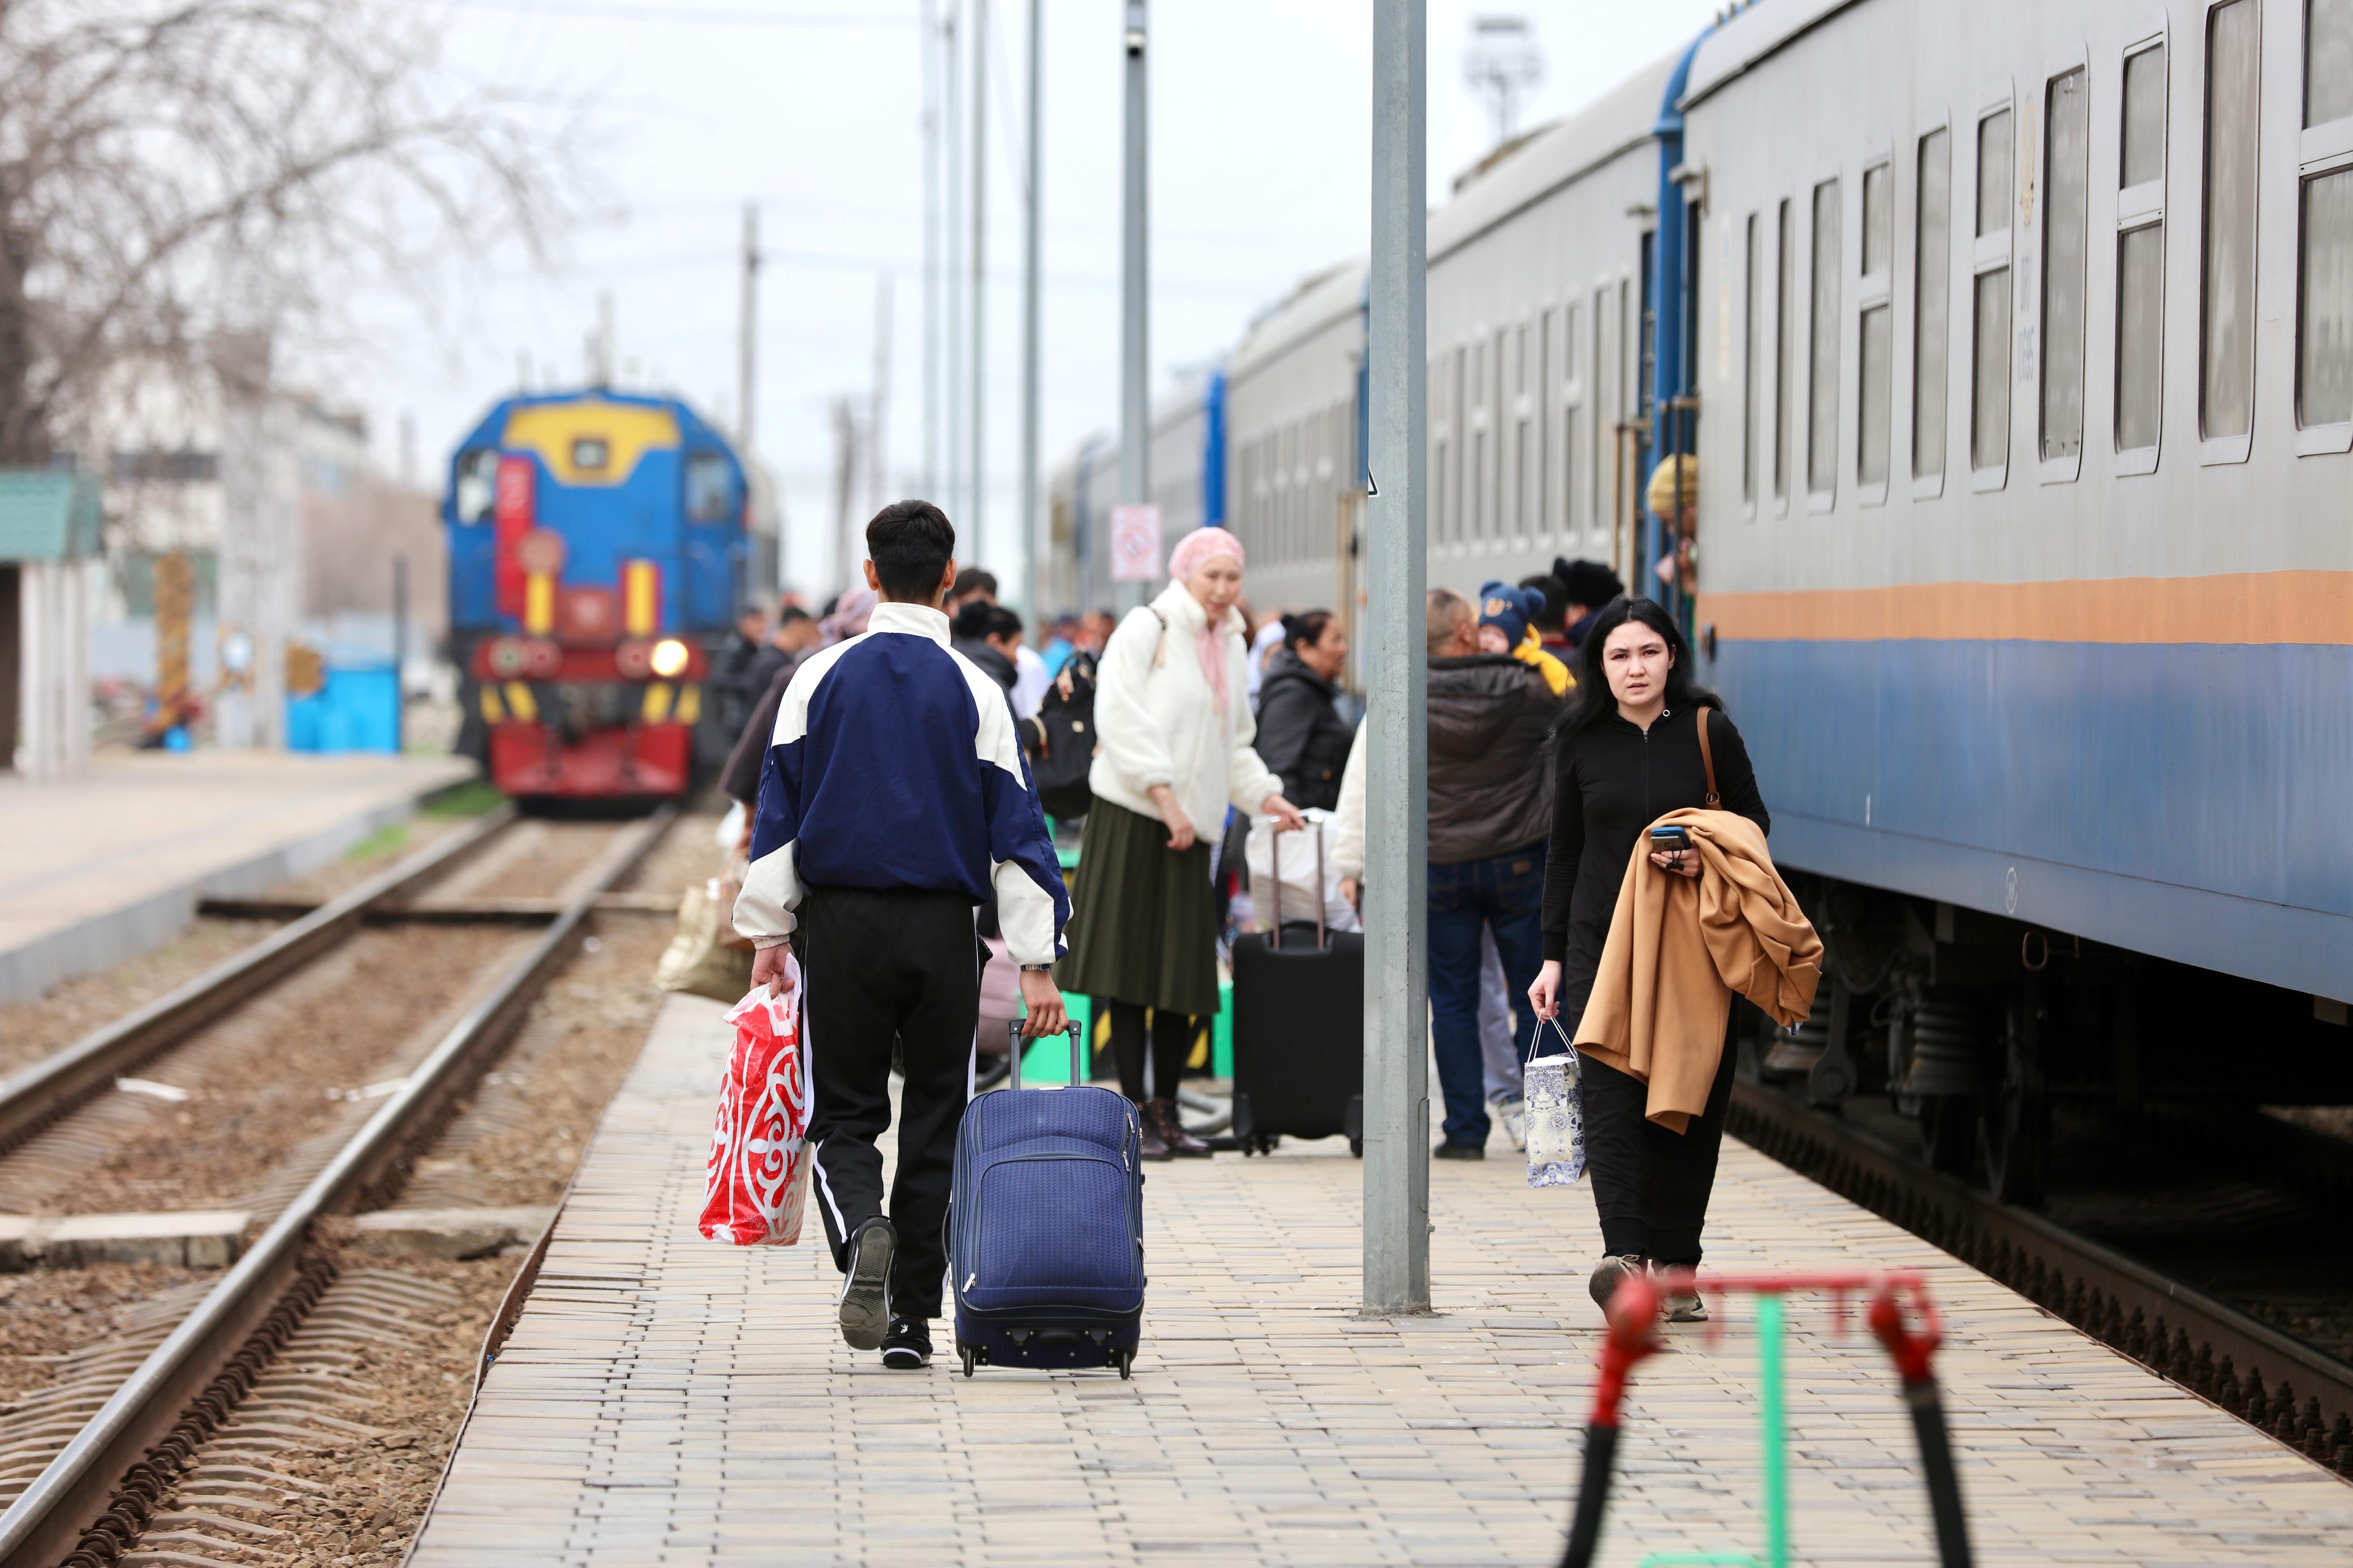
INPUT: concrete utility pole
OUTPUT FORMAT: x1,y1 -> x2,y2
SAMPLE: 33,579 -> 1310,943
739,203 -> 761,454
214,331 -> 296,753
921,0 -> 941,496
943,2 -> 964,537
1363,0 -> 1430,1316
1019,0 -> 1043,611
1118,0 -> 1150,607
968,0 -> 988,565
869,271 -> 894,513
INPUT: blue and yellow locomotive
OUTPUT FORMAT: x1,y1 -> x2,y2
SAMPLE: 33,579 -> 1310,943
443,388 -> 765,800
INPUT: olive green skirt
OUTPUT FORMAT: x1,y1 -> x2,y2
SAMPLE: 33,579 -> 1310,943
1055,798 -> 1220,1018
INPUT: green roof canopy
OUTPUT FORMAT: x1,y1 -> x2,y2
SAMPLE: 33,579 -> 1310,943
0,470 -> 100,563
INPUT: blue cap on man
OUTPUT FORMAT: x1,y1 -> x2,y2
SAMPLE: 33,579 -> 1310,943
1477,581 -> 1544,649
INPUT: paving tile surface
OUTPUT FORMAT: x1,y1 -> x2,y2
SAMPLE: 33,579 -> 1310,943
411,995 -> 2353,1566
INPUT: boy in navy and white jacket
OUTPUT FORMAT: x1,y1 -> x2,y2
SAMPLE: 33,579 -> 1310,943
734,500 -> 1070,1370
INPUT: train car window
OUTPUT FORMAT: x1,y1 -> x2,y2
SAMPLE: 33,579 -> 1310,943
1977,110 -> 2012,240
2118,42 -> 2169,464
1915,129 -> 1953,486
1863,165 -> 1893,278
2123,46 -> 2168,189
1860,305 -> 1893,489
1860,164 -> 1894,496
2299,0 -> 2353,436
1440,343 -> 1459,541
454,448 -> 497,523
1520,321 -> 1540,537
1744,214 -> 1761,508
571,437 -> 610,473
1774,200 -> 1795,506
2042,68 -> 2092,467
1808,179 -> 1842,501
1973,271 -> 2014,473
2119,228 -> 2170,450
2301,171 -> 2353,425
2202,0 -> 2261,449
2311,0 -> 2353,127
684,451 -> 733,523
1597,286 -> 1617,539
1973,109 -> 2015,479
1541,306 -> 1560,531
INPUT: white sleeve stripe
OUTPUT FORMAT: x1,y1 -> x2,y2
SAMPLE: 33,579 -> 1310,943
992,857 -> 1062,967
951,649 -> 1033,784
733,839 -> 802,941
769,632 -> 870,748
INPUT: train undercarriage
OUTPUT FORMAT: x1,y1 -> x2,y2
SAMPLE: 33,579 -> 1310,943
1752,876 -> 2353,1208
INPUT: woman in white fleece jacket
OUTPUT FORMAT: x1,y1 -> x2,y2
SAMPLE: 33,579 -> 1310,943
1057,526 -> 1304,1159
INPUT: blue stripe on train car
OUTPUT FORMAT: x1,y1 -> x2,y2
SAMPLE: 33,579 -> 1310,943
1713,638 -> 2353,1002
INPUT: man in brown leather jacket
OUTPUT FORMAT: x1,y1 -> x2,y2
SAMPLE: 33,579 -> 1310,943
1424,588 -> 1565,1158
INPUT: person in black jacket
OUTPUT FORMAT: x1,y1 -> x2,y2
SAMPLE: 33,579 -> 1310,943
1426,589 -> 1564,1158
1528,596 -> 1768,1323
1251,609 -> 1352,811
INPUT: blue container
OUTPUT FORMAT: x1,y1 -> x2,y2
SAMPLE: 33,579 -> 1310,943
286,663 -> 399,754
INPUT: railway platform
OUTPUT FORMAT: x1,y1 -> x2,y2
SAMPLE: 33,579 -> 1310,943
0,749 -> 472,1004
410,994 -> 2353,1566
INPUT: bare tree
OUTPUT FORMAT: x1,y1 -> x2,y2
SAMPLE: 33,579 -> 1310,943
0,0 -> 580,464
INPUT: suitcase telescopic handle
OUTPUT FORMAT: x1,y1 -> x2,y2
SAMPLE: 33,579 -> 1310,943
1265,818 -> 1327,953
1007,1018 -> 1085,1091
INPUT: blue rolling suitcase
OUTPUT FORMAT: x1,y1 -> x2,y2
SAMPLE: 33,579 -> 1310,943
947,1021 -> 1145,1378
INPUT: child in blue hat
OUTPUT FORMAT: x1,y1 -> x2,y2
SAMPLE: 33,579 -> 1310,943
1477,581 -> 1571,697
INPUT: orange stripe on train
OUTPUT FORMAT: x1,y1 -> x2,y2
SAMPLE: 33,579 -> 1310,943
1704,572 -> 2353,646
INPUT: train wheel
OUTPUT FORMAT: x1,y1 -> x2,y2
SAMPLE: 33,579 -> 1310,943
1919,1095 -> 1977,1176
1980,997 -> 2049,1206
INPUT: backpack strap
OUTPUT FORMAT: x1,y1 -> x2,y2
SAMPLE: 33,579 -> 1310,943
1696,706 -> 1721,809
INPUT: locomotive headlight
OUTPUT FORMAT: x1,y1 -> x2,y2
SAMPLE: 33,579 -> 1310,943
649,638 -> 691,678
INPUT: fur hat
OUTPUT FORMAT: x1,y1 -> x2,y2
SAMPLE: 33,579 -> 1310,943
1552,557 -> 1626,609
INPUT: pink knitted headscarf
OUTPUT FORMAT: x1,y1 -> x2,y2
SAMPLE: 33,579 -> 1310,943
818,588 -> 877,645
1166,528 -> 1246,714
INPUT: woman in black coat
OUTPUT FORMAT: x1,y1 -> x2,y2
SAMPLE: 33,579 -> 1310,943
1250,610 -> 1353,813
1528,597 -> 1769,1325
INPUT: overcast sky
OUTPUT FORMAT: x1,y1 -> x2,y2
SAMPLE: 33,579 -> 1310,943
365,0 -> 1723,598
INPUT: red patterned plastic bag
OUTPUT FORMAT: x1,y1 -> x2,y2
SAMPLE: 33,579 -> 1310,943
700,962 -> 813,1246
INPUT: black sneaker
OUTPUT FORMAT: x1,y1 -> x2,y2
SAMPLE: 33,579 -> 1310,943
838,1218 -> 896,1351
880,1316 -> 933,1369
1432,1142 -> 1486,1161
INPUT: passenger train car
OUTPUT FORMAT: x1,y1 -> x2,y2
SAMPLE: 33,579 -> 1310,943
443,388 -> 765,800
1051,0 -> 2352,1203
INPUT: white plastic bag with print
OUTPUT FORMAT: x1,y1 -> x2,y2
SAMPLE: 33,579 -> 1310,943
1523,1018 -> 1586,1189
1242,809 -> 1361,934
700,957 -> 814,1245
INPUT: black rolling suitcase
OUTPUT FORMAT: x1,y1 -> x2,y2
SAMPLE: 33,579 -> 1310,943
1229,826 -> 1364,1156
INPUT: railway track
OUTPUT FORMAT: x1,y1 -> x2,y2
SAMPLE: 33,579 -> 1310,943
1728,1078 -> 2353,1479
0,806 -> 678,1567
0,807 -> 514,1165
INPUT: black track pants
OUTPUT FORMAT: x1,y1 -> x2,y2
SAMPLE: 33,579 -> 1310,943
800,884 -> 981,1320
1580,1009 -> 1740,1267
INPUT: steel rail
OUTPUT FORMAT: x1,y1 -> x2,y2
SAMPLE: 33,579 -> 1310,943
0,806 -> 675,1568
0,805 -> 516,1160
1728,1079 -> 2353,1476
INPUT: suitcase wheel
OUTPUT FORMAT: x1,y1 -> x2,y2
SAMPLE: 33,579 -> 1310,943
1117,1349 -> 1134,1380
1350,1137 -> 1363,1158
958,1343 -> 977,1378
